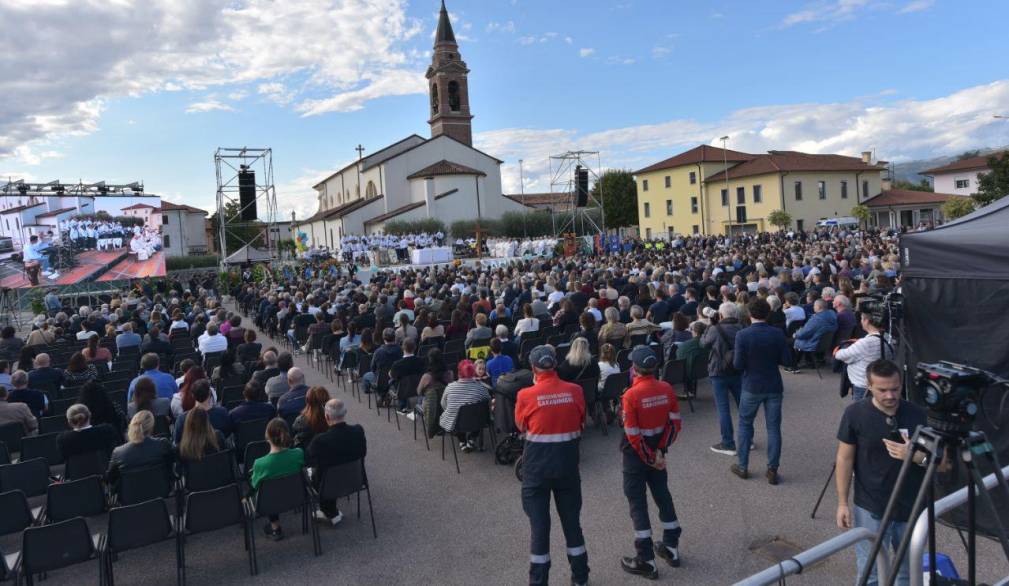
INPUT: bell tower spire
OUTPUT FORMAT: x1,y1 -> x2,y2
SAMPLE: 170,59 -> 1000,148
426,0 -> 473,146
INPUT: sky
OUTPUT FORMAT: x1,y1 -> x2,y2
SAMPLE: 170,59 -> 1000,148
3,0 -> 1009,222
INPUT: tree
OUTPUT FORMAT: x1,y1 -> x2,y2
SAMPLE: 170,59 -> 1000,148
941,197 -> 975,221
972,153 -> 1009,207
891,178 -> 933,192
767,209 -> 792,230
851,204 -> 871,228
591,170 -> 637,229
956,149 -> 981,161
209,200 -> 264,254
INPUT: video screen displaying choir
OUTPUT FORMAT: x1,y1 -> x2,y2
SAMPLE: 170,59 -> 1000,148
63,217 -> 162,260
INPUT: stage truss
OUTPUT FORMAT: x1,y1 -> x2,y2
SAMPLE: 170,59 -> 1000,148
1,179 -> 145,196
547,150 -> 605,237
214,148 -> 279,267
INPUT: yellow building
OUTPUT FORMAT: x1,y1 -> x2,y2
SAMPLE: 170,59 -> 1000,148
634,146 -> 887,236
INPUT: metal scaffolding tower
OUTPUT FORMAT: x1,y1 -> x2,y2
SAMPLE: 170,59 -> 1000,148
214,148 -> 278,266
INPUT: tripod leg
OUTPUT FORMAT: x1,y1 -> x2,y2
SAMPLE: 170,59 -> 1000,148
883,451 -> 944,586
811,462 -> 836,519
965,458 -> 1009,562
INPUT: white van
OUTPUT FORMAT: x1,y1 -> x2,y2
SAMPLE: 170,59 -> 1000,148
816,216 -> 859,228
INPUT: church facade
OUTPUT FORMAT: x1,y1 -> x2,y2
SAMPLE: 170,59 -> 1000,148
295,1 -> 524,250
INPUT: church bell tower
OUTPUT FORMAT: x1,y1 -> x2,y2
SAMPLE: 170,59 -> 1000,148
426,0 -> 473,146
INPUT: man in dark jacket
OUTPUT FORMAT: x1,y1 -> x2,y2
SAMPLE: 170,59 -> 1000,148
307,398 -> 367,525
28,353 -> 64,395
390,339 -> 424,412
7,370 -> 48,418
730,298 -> 791,485
251,351 -> 280,388
363,328 -> 402,394
141,326 -> 174,361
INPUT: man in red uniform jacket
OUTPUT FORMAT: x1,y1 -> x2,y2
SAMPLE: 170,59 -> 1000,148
515,345 -> 589,586
619,345 -> 683,579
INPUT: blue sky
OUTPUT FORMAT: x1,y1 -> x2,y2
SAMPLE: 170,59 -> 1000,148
3,0 -> 1009,220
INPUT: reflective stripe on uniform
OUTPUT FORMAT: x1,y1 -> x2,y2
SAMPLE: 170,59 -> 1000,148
624,426 -> 640,436
530,554 -> 551,564
634,529 -> 652,539
669,412 -> 681,420
640,424 -> 667,437
567,545 -> 586,556
661,520 -> 680,530
525,431 -> 581,443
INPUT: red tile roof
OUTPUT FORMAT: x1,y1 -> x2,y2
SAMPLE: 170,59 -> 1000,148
0,203 -> 44,215
635,145 -> 755,175
295,195 -> 384,225
704,150 -> 886,182
121,203 -> 156,210
919,151 -> 1007,175
35,207 -> 76,218
863,189 -> 958,207
407,160 -> 486,180
364,201 -> 426,226
504,192 -> 573,209
161,201 -> 208,214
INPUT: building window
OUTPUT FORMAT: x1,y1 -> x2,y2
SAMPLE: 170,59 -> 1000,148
690,197 -> 698,214
796,219 -> 804,232
753,184 -> 762,203
447,81 -> 461,112
841,181 -> 848,199
736,186 -> 745,205
163,234 -> 171,249
162,214 -> 169,224
664,176 -> 671,188
794,181 -> 803,201
818,181 -> 827,200
692,225 -> 699,234
365,181 -> 377,198
862,180 -> 870,199
642,179 -> 649,192
645,227 -> 652,239
666,200 -> 672,215
955,179 -> 969,189
721,189 -> 728,206
689,171 -> 697,185
644,202 -> 650,218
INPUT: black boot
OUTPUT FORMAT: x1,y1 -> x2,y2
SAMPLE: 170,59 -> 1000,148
620,556 -> 658,579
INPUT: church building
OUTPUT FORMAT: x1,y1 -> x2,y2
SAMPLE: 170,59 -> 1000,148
295,1 -> 524,249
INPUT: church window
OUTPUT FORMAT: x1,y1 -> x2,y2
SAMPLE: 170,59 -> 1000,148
431,84 -> 439,114
366,181 -> 377,198
448,81 -> 461,112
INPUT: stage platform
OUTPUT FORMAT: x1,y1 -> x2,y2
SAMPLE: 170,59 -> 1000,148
96,251 -> 167,282
0,250 -> 127,288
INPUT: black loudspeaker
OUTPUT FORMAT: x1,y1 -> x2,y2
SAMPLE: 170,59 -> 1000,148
736,206 -> 747,223
238,168 -> 258,222
575,166 -> 589,207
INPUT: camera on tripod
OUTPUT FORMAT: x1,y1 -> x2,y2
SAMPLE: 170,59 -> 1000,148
859,291 -> 904,328
915,361 -> 1001,436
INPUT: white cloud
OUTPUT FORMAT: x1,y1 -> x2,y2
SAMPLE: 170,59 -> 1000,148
564,36 -> 573,45
0,0 -> 426,157
257,82 -> 296,106
518,35 -> 536,46
781,0 -> 871,28
897,0 -> 935,14
476,80 -> 1009,194
652,46 -> 671,59
295,69 -> 426,116
579,48 -> 595,58
486,20 -> 515,34
11,145 -> 64,166
185,99 -> 234,114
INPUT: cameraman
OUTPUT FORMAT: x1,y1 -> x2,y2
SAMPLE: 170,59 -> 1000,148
835,359 -> 926,586
833,306 -> 890,401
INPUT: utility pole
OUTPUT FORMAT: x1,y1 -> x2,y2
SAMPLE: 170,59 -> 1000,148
519,159 -> 526,238
721,135 -> 730,237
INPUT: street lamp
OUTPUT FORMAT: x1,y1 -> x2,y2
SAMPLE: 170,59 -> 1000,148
720,135 -> 730,236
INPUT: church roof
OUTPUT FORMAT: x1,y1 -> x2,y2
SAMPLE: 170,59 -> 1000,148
296,195 -> 384,225
436,0 -> 456,45
407,160 -> 486,180
364,201 -> 426,226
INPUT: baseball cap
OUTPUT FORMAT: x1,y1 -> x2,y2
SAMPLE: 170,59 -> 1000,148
629,345 -> 659,370
528,345 -> 557,369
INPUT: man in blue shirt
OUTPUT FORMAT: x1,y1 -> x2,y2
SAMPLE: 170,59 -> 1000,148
116,322 -> 142,351
730,298 -> 792,485
128,353 -> 179,400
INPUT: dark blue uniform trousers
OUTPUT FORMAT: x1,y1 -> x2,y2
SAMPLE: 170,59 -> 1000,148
622,451 -> 681,561
522,474 -> 589,585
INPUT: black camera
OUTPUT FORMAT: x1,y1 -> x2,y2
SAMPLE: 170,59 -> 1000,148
915,361 -> 995,435
859,291 -> 903,328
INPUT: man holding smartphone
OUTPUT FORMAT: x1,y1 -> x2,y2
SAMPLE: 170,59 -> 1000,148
835,359 -> 927,586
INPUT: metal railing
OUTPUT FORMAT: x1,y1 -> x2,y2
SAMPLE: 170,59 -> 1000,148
737,463 -> 1009,586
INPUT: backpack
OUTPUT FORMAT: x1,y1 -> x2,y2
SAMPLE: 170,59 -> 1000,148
715,325 -> 738,375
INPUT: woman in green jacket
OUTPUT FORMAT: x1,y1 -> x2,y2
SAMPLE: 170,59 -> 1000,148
250,417 -> 304,541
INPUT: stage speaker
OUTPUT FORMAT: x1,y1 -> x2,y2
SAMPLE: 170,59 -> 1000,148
238,167 -> 258,221
575,166 -> 589,207
736,206 -> 747,224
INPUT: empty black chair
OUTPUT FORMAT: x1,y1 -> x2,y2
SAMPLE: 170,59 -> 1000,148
183,449 -> 237,492
117,464 -> 173,506
0,459 -> 49,500
64,450 -> 109,482
0,490 -> 39,538
443,401 -> 496,474
0,443 -> 8,466
181,483 -> 257,579
253,471 -> 321,556
19,433 -> 63,469
100,498 -> 181,586
575,377 -> 602,433
315,459 -> 377,538
661,358 -> 692,413
45,475 -> 107,523
19,517 -> 100,586
0,545 -> 18,583
38,415 -> 68,435
242,441 -> 270,477
0,423 -> 24,456
233,418 -> 269,458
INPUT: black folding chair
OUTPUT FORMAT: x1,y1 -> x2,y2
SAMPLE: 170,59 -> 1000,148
391,373 -> 422,432
183,449 -> 237,492
117,464 -> 174,506
233,418 -> 269,459
45,475 -> 107,523
0,545 -> 19,583
242,441 -> 270,479
575,377 -> 602,434
100,498 -> 181,586
19,517 -> 101,586
0,489 -> 40,539
617,348 -> 633,371
0,423 -> 24,457
252,471 -> 321,557
0,443 -> 7,466
0,459 -> 49,500
181,483 -> 257,580
38,415 -> 68,435
64,450 -> 110,482
661,358 -> 692,413
18,433 -> 64,469
443,401 -> 496,474
314,459 -> 377,538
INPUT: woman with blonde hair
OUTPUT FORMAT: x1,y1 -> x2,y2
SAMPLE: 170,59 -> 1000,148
598,306 -> 627,347
557,337 -> 600,383
107,410 -> 174,483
